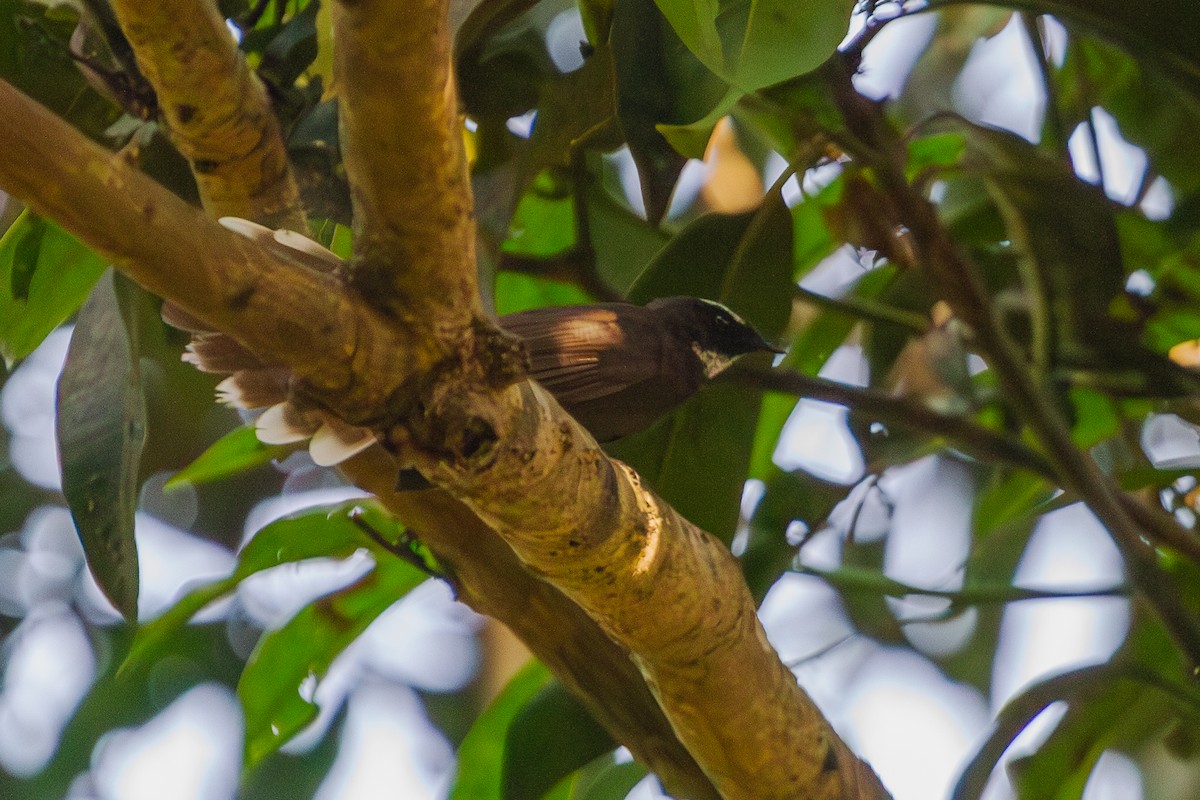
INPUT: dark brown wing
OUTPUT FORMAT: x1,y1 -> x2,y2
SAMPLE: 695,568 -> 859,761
500,304 -> 660,404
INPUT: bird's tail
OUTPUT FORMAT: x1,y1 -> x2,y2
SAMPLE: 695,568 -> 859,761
162,218 -> 377,465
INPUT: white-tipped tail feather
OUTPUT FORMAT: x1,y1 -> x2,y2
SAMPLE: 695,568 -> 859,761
310,420 -> 378,466
167,219 -> 379,465
255,403 -> 315,445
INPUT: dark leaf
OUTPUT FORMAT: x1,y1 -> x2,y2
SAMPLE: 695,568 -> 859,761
1057,37 -> 1200,196
257,0 -> 321,88
743,468 -> 853,602
959,121 -> 1125,359
56,270 -> 146,620
522,45 -> 616,185
0,0 -> 122,139
8,208 -> 43,300
587,184 -> 670,295
838,534 -> 907,645
503,680 -> 615,800
611,0 -> 690,224
953,619 -> 1200,800
933,0 -> 1200,100
450,661 -> 552,800
937,490 -> 1039,693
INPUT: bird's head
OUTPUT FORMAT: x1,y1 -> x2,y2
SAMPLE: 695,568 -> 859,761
649,296 -> 784,379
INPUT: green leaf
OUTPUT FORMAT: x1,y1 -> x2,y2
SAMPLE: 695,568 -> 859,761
495,272 -> 594,315
56,271 -> 146,620
503,680 -> 615,800
578,0 -> 614,48
959,122 -> 1125,367
9,208 -> 44,301
1068,388 -> 1120,449
0,0 -> 122,141
588,186 -> 671,295
791,176 -> 841,280
906,131 -> 967,175
652,0 -> 855,91
954,620 -> 1200,800
972,469 -> 1056,537
258,0 -> 321,88
123,503 -> 406,675
501,170 -> 576,261
240,547 -> 427,764
611,0 -> 689,224
1057,37 -> 1200,196
931,0 -> 1200,101
615,194 -> 793,541
939,476 -> 1042,695
572,761 -> 647,800
747,389 -> 797,480
787,264 -> 900,392
0,210 -> 107,365
1008,686 -> 1138,800
658,86 -> 742,160
164,425 -> 289,490
450,661 -> 552,800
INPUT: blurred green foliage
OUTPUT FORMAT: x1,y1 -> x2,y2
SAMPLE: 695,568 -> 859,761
2,0 -> 1200,797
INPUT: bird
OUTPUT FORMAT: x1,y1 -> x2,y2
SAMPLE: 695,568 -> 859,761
498,295 -> 782,443
167,218 -> 782,470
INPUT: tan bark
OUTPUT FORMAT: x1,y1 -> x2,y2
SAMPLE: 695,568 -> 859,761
0,74 -> 724,796
411,376 -> 888,798
341,449 -> 720,799
108,0 -> 307,230
331,0 -> 481,326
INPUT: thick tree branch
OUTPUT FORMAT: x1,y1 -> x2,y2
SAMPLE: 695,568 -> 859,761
4,0 -> 895,789
332,0 -> 481,325
323,2 -> 888,796
108,0 -> 306,229
411,378 -> 888,798
340,449 -> 720,799
0,81 -> 353,382
0,76 -> 722,796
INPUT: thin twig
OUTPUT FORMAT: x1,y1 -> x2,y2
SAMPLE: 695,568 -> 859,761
498,249 -> 623,302
348,506 -> 444,579
815,63 -> 1200,665
1021,13 -> 1071,166
726,364 -> 1057,479
797,564 -> 1128,604
793,283 -> 930,334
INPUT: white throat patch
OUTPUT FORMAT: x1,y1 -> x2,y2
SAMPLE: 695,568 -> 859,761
692,342 -> 734,379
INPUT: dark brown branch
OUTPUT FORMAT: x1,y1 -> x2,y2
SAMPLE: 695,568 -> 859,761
498,249 -> 624,302
728,365 -> 1056,478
